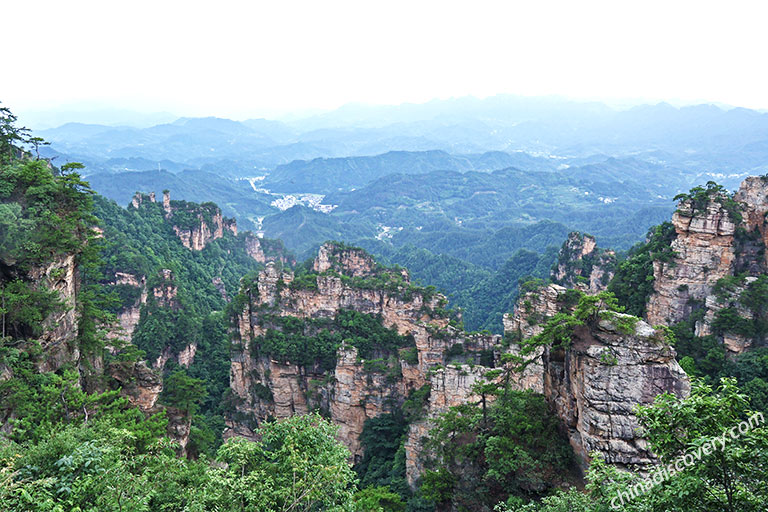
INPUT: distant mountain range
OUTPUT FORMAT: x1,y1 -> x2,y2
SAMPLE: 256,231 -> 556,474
36,95 -> 768,178
263,150 -> 560,193
30,95 -> 768,310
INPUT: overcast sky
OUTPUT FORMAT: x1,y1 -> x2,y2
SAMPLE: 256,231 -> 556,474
4,0 -> 768,121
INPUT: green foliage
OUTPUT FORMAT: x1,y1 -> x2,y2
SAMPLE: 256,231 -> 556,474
400,346 -> 419,365
608,221 -> 677,317
356,413 -> 409,493
521,291 -> 635,357
354,486 -> 406,512
198,413 -> 358,511
712,273 -> 747,302
161,368 -> 207,415
94,194 -> 287,449
167,199 -> 219,230
0,280 -> 62,339
0,159 -> 96,270
526,312 -> 584,352
0,408 -> 362,512
673,180 -> 743,224
551,233 -> 617,290
0,339 -> 167,447
504,379 -> 768,512
253,310 -> 415,371
354,385 -> 433,509
0,104 -> 31,163
634,378 -> 768,512
712,306 -> 756,338
422,389 -> 575,509
364,242 -> 560,333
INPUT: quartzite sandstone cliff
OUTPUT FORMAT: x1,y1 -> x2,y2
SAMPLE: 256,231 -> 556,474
227,242 -> 690,485
646,177 -> 768,355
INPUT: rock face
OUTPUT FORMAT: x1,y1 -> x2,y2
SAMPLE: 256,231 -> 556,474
734,176 -> 768,267
109,360 -> 163,412
404,365 -> 488,483
644,178 -> 768,355
245,235 -> 267,263
171,208 -> 237,251
501,283 -> 567,394
552,232 -> 616,294
108,359 -> 192,455
313,242 -> 381,277
132,191 -> 237,251
227,242 -> 498,467
227,242 -> 689,487
108,272 -> 147,343
646,199 -> 737,327
505,283 -> 690,470
544,317 -> 688,467
244,234 -> 292,266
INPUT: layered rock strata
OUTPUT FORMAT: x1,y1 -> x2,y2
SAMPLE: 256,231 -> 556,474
504,284 -> 690,469
227,243 -> 497,464
228,242 -> 690,487
646,199 -> 737,327
645,177 -> 768,355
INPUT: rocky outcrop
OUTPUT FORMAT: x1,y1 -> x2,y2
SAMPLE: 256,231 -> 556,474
313,243 -> 382,277
227,242 -> 498,467
552,232 -> 616,294
132,191 -> 237,251
501,283 -> 567,394
404,365 -> 488,484
171,209 -> 237,251
734,176 -> 768,268
642,178 -> 768,355
245,235 -> 267,263
152,269 -> 179,309
646,199 -> 737,327
543,316 -> 688,468
108,360 -> 192,456
108,273 -> 147,343
109,360 -> 163,412
244,234 -> 293,266
212,276 -> 229,301
227,242 -> 689,487
503,283 -> 690,471
699,277 -> 756,354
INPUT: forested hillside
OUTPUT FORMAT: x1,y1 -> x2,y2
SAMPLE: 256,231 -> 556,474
0,110 -> 395,510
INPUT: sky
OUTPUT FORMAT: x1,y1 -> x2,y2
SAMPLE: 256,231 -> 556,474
3,0 -> 768,123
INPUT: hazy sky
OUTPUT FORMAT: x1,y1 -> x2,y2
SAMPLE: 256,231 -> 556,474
4,0 -> 768,120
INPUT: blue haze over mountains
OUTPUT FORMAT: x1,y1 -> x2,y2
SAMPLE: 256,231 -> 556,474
35,95 -> 768,331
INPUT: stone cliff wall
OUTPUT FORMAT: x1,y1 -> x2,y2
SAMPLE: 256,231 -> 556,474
227,243 -> 689,487
27,254 -> 81,372
171,208 -> 237,251
108,272 -> 147,343
543,316 -> 688,467
504,283 -> 690,471
645,177 -> 768,355
132,191 -> 238,252
227,243 -> 497,467
646,199 -> 737,327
